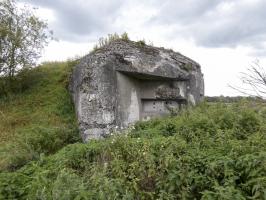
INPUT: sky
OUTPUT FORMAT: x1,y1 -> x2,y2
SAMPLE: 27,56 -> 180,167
21,0 -> 266,96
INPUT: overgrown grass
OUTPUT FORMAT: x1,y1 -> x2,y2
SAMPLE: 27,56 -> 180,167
0,61 -> 81,171
92,32 -> 130,52
0,100 -> 265,199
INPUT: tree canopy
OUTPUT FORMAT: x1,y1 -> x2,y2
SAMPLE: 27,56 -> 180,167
0,0 -> 51,79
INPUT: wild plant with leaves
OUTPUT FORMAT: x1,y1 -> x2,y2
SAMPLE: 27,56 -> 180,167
0,81 -> 265,200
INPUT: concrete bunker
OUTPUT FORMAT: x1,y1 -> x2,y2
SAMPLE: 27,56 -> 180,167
70,39 -> 204,141
116,71 -> 187,128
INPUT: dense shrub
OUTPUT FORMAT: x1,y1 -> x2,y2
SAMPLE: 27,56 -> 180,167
0,101 -> 265,199
0,67 -> 44,97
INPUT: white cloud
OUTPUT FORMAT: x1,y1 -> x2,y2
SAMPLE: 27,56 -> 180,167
39,40 -> 93,62
20,0 -> 266,96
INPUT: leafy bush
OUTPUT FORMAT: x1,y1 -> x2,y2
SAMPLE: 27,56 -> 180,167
0,101 -> 265,199
0,67 -> 44,97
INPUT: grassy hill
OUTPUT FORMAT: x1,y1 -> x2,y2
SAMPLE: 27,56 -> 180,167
0,62 -> 265,199
0,61 -> 81,171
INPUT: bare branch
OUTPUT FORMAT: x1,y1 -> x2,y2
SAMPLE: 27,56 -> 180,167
230,60 -> 266,98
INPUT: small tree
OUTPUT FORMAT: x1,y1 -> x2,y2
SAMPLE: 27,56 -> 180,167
230,60 -> 266,98
0,0 -> 51,87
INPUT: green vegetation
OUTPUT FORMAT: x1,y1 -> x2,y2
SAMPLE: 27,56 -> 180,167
1,1 -> 263,197
92,32 -> 130,52
0,0 -> 51,92
1,90 -> 266,199
136,39 -> 146,47
0,62 -> 265,199
205,96 -> 266,103
0,61 -> 80,171
92,32 -> 151,52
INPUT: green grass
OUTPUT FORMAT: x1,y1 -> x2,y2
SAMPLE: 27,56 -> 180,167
0,61 -> 81,171
1,101 -> 266,199
0,63 -> 265,199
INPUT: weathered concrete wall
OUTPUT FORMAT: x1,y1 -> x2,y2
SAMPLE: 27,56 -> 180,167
70,57 -> 118,140
139,80 -> 187,120
116,73 -> 188,126
116,72 -> 141,128
70,39 -> 204,141
187,69 -> 204,105
139,80 -> 186,99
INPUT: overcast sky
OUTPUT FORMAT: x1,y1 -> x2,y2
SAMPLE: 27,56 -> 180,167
21,0 -> 266,96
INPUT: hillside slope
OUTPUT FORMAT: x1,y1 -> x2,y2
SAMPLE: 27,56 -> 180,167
0,62 -> 265,199
0,61 -> 80,171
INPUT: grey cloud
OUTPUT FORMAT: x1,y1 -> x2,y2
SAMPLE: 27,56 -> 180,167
22,0 -> 266,51
193,1 -> 266,48
23,0 -> 124,41
150,0 -> 222,25
149,0 -> 266,49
